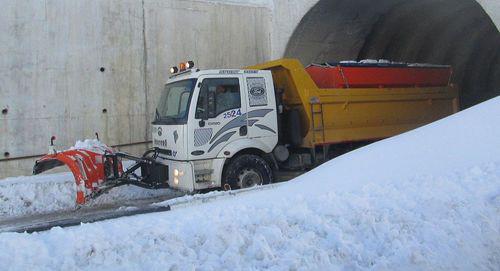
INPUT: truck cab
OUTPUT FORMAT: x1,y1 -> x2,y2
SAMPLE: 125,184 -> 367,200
152,64 -> 278,192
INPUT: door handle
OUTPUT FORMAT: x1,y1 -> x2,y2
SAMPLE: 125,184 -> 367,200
239,126 -> 247,136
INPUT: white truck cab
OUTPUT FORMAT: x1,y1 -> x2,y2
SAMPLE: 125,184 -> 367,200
152,64 -> 278,191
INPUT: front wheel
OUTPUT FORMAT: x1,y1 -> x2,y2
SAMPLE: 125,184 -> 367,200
222,154 -> 273,190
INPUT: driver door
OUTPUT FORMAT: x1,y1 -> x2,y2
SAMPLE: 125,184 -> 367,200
188,74 -> 248,160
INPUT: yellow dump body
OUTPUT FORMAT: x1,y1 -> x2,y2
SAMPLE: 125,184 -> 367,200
248,59 -> 459,148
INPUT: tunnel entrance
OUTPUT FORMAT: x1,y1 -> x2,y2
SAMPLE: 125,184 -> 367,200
285,0 -> 500,108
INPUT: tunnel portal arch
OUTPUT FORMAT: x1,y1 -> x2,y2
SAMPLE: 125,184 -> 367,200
284,0 -> 500,108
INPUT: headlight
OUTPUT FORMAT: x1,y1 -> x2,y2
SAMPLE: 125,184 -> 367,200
173,169 -> 184,177
173,169 -> 184,186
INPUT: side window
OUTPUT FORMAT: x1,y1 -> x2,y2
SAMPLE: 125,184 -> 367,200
195,83 -> 207,119
196,78 -> 240,119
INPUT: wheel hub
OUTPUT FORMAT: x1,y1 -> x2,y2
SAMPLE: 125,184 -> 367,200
238,168 -> 262,188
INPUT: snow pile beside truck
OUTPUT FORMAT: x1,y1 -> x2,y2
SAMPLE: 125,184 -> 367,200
0,97 -> 499,269
0,172 -> 76,218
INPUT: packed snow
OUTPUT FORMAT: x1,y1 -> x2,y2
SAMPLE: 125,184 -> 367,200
70,139 -> 112,154
330,59 -> 450,67
0,97 -> 499,270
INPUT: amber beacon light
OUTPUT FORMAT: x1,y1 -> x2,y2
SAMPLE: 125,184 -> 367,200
170,61 -> 195,74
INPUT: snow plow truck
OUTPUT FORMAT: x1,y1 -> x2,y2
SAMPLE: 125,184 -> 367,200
33,58 -> 459,204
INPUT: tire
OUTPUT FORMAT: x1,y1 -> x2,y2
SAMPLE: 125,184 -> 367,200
222,154 -> 273,190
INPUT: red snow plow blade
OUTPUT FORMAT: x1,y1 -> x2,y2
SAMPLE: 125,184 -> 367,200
33,148 -> 122,205
33,144 -> 169,205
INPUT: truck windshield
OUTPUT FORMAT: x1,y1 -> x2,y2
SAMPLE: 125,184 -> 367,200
154,79 -> 197,124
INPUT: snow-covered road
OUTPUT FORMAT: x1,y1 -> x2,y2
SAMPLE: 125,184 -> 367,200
0,96 -> 499,270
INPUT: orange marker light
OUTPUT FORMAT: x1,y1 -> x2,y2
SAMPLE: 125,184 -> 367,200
179,62 -> 186,71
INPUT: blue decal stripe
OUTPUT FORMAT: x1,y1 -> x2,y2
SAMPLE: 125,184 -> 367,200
208,131 -> 236,152
209,109 -> 274,144
255,124 -> 276,134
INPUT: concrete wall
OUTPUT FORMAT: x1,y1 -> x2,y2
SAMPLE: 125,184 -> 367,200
477,0 -> 500,29
0,0 -> 271,177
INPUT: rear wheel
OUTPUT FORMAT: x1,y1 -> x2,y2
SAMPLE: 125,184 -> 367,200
222,154 -> 273,190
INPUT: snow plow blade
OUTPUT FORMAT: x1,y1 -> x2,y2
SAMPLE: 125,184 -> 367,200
33,148 -> 122,205
33,142 -> 170,205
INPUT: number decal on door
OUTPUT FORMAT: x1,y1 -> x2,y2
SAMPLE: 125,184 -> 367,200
223,109 -> 242,119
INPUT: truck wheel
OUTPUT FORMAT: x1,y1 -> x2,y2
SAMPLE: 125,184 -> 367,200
222,154 -> 273,190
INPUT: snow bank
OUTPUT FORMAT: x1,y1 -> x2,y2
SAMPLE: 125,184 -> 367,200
0,173 -> 75,218
1,97 -> 499,270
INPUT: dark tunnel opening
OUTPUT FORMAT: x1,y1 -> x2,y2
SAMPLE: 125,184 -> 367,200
285,0 -> 500,108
